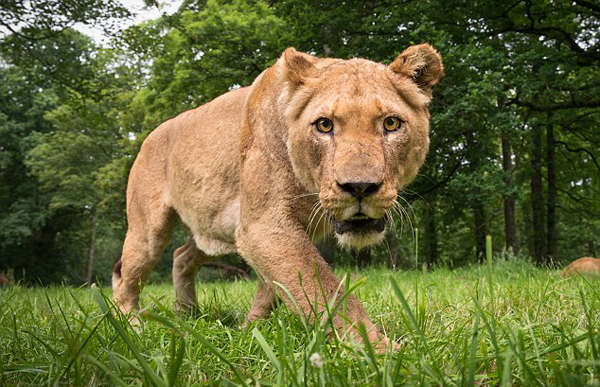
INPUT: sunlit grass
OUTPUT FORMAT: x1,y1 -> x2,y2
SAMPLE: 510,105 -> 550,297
1,260 -> 599,386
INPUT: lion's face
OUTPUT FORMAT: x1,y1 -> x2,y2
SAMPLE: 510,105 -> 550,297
281,45 -> 443,248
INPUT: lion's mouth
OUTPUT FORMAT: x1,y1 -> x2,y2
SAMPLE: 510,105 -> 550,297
333,213 -> 386,234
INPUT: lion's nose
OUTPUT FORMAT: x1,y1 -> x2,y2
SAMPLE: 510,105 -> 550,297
337,181 -> 382,199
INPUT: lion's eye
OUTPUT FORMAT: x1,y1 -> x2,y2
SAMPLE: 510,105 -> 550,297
383,117 -> 402,132
316,118 -> 334,133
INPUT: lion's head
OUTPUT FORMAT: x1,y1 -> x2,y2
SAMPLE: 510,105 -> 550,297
278,45 -> 444,249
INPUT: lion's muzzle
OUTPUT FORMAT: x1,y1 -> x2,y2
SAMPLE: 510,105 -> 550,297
337,181 -> 382,199
333,215 -> 386,234
324,179 -> 393,248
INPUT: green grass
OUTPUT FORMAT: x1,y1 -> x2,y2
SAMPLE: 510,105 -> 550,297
1,260 -> 600,386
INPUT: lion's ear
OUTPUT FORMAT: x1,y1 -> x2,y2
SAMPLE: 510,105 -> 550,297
281,47 -> 318,86
389,44 -> 444,94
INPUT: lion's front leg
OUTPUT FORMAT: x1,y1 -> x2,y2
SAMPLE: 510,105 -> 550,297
237,219 -> 386,349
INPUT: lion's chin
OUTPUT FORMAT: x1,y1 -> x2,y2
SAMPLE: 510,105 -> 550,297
335,230 -> 386,250
330,214 -> 388,249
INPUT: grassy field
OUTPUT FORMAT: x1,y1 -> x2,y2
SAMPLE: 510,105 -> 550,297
1,260 -> 599,386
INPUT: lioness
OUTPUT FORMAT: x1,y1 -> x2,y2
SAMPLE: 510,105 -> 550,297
561,257 -> 600,277
112,44 -> 443,348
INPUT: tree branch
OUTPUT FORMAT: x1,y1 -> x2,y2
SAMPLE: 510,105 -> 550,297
409,158 -> 465,199
556,140 -> 600,173
510,95 -> 600,111
203,261 -> 250,279
574,0 -> 600,14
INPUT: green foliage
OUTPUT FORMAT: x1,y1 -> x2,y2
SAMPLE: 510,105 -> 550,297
128,0 -> 291,120
0,64 -> 59,277
0,0 -> 130,40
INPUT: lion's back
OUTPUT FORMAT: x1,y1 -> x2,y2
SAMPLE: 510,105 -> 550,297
170,87 -> 250,246
128,87 -> 250,254
561,257 -> 600,277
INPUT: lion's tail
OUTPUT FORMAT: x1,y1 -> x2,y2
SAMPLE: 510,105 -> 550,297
112,259 -> 122,290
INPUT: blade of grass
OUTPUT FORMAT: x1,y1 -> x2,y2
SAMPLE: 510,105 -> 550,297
52,313 -> 107,386
499,351 -> 513,387
273,280 -> 308,331
390,277 -> 445,385
252,327 -> 281,375
90,285 -> 167,387
534,279 -> 551,322
143,310 -> 250,387
168,334 -> 185,387
85,356 -> 129,387
355,323 -> 380,378
467,313 -> 480,386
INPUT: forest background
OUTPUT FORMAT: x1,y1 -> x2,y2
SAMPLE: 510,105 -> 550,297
0,0 -> 598,285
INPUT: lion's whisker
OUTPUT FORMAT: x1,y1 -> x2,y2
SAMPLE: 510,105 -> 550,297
385,209 -> 396,235
308,203 -> 322,233
305,201 -> 321,234
391,202 -> 407,236
311,204 -> 327,242
394,202 -> 408,230
290,192 -> 320,201
326,213 -> 334,238
398,188 -> 431,211
398,187 -> 424,200
309,202 -> 326,241
394,200 -> 414,237
382,238 -> 394,270
396,194 -> 417,221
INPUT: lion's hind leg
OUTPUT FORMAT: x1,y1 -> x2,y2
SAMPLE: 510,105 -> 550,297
244,278 -> 275,326
113,200 -> 175,314
172,237 -> 214,313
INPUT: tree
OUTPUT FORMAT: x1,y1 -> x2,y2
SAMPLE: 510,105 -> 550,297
0,0 -> 129,41
0,64 -> 61,281
122,0 -> 292,122
26,129 -> 115,284
0,25 -> 134,282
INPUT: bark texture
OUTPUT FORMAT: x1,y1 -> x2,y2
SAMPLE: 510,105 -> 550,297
501,132 -> 518,253
531,125 -> 547,264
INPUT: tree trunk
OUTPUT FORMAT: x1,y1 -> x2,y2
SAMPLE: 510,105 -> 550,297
357,247 -> 371,268
426,194 -> 438,267
473,203 -> 487,263
386,229 -> 398,269
317,237 -> 336,266
86,213 -> 96,286
588,240 -> 596,257
501,132 -> 518,254
546,113 -> 557,261
531,124 -> 546,265
523,202 -> 534,257
464,127 -> 487,264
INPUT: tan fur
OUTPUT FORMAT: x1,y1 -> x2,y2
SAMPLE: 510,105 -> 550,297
561,257 -> 600,277
113,45 -> 444,349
